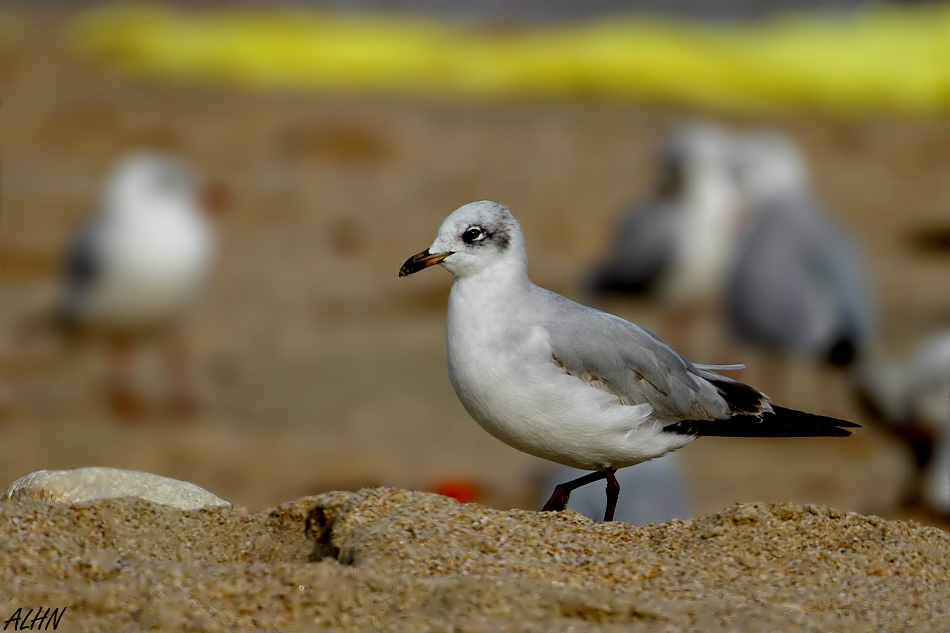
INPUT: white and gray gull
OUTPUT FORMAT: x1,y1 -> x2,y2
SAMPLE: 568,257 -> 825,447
726,131 -> 874,367
856,331 -> 950,516
588,121 -> 744,301
58,151 -> 216,417
400,201 -> 858,521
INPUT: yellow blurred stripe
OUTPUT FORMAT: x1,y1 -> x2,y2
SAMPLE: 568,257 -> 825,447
70,5 -> 950,113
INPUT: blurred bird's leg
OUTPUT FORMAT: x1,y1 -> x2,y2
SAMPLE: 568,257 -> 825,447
698,307 -> 736,367
815,365 -> 854,420
0,380 -> 14,426
661,303 -> 698,356
162,332 -> 198,419
922,429 -> 950,516
106,336 -> 145,421
752,350 -> 790,406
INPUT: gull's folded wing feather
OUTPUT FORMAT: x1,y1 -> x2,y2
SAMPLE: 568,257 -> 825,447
536,287 -> 858,437
538,288 -> 740,422
693,363 -> 745,371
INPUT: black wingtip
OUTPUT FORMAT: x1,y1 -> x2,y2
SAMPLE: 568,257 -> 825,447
709,376 -> 769,416
665,406 -> 860,438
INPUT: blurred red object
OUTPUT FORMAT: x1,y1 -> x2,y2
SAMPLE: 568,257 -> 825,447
202,181 -> 230,214
432,478 -> 481,504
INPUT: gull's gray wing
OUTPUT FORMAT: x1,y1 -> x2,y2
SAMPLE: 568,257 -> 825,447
536,287 -> 858,436
537,287 -> 749,422
587,196 -> 682,294
726,193 -> 873,365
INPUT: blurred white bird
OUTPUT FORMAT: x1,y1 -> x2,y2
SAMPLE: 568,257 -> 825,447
590,122 -> 745,300
58,151 -> 217,419
588,121 -> 746,354
856,332 -> 950,515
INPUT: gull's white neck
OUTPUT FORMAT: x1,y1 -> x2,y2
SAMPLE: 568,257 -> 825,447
448,257 -> 531,317
444,254 -> 540,453
446,257 -> 535,380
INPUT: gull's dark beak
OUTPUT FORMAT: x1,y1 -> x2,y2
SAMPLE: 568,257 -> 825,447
399,249 -> 450,277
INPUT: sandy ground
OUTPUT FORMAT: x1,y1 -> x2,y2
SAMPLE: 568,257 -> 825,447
1,9 -> 950,528
2,489 -> 949,631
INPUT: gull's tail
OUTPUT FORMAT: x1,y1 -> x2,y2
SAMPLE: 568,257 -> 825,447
664,407 -> 859,438
665,374 -> 860,437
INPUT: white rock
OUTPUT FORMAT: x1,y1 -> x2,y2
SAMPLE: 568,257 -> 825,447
0,467 -> 230,510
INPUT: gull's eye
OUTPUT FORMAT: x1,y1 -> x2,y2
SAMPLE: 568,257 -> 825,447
462,226 -> 485,245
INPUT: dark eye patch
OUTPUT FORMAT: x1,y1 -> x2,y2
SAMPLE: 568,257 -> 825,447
462,226 -> 485,244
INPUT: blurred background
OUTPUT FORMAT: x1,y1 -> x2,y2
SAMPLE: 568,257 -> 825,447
2,1 -> 950,528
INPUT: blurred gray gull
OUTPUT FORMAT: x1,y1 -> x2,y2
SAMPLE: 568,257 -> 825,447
589,121 -> 745,305
856,332 -> 950,515
400,200 -> 857,521
726,131 -> 874,367
58,151 -> 217,418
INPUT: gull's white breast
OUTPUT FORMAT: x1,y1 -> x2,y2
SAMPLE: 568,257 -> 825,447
84,203 -> 214,330
446,277 -> 678,471
662,171 -> 743,304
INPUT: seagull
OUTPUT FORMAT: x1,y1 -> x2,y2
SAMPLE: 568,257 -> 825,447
57,151 -> 216,418
589,121 -> 745,304
725,131 -> 874,367
400,201 -> 857,521
856,332 -> 950,515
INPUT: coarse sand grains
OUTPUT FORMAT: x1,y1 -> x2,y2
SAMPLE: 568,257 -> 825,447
1,487 -> 949,631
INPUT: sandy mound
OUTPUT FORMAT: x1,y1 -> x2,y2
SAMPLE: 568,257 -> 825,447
2,488 -> 948,631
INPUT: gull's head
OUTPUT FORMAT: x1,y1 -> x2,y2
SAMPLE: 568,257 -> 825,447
102,151 -> 201,215
656,121 -> 737,197
399,201 -> 525,279
732,131 -> 809,203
